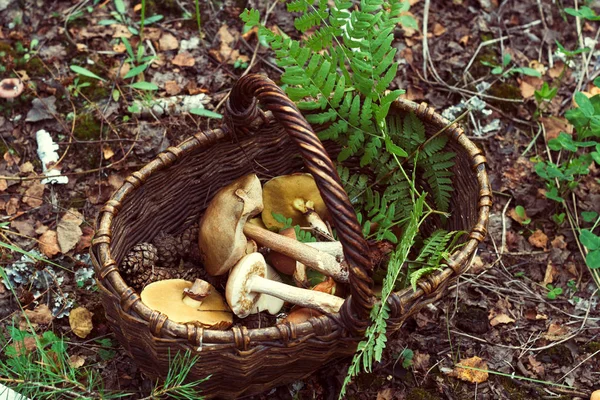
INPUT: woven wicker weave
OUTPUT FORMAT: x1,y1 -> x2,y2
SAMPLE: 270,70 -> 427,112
91,74 -> 491,399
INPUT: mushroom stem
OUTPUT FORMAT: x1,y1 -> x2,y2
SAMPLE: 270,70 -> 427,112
305,241 -> 344,260
243,223 -> 349,282
247,275 -> 344,314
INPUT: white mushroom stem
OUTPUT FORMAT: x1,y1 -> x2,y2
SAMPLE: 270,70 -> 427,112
246,274 -> 344,314
243,223 -> 349,282
305,241 -> 344,260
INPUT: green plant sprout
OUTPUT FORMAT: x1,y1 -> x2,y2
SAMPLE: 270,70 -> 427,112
98,0 -> 163,36
480,53 -> 541,78
546,284 -> 563,300
514,205 -> 531,225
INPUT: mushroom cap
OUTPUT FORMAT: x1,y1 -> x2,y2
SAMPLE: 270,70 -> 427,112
0,78 -> 24,99
591,390 -> 600,400
267,227 -> 298,275
254,263 -> 285,315
226,252 -> 267,318
199,174 -> 264,276
261,173 -> 327,230
140,279 -> 232,329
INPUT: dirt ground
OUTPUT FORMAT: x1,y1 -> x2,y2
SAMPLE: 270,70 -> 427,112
0,0 -> 599,398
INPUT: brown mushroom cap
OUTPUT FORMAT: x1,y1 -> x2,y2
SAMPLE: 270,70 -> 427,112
0,78 -> 24,99
198,174 -> 263,276
261,173 -> 327,230
140,279 -> 232,329
267,227 -> 298,275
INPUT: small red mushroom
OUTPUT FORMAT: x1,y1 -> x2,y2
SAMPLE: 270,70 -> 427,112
0,78 -> 24,99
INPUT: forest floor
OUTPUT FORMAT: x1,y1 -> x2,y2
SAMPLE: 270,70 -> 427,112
0,0 -> 599,399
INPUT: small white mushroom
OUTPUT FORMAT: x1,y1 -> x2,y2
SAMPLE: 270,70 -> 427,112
226,252 -> 344,318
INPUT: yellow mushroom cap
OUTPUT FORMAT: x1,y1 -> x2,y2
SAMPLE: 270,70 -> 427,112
140,279 -> 233,329
261,173 -> 327,230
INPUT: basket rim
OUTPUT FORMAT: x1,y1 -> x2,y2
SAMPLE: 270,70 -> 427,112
90,97 -> 492,347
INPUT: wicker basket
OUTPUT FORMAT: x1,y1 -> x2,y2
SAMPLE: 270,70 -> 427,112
90,74 -> 491,399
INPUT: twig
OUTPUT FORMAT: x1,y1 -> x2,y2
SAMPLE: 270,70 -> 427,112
422,0 -> 430,80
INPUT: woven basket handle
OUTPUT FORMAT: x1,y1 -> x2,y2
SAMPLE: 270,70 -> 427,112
227,74 -> 374,330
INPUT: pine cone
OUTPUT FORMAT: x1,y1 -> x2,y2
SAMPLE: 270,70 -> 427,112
152,231 -> 182,268
121,242 -> 158,277
180,223 -> 201,263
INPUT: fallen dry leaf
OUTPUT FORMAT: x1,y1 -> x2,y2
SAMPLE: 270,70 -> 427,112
412,351 -> 430,371
20,161 -> 34,174
541,116 -> 571,140
12,336 -> 39,355
108,173 -> 125,190
528,229 -> 548,249
69,307 -> 94,338
5,197 -> 19,215
164,80 -> 181,95
551,235 -> 567,250
528,355 -> 545,376
489,313 -> 515,326
376,388 -> 395,400
57,209 -> 84,253
508,207 -> 530,225
172,52 -> 195,67
24,304 -> 53,325
449,356 -> 489,384
519,79 -> 536,99
159,33 -> 179,51
22,182 -> 45,207
543,322 -> 570,341
39,229 -> 61,257
548,62 -> 565,78
69,354 -> 86,368
0,179 -> 7,191
525,308 -> 548,320
102,145 -> 114,160
542,262 -> 558,286
75,225 -> 95,253
433,22 -> 446,36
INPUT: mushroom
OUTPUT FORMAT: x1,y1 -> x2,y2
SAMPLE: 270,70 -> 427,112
199,174 -> 349,282
253,263 -> 285,315
226,252 -> 344,318
140,279 -> 232,329
199,174 -> 263,276
261,173 -> 328,230
0,78 -> 24,99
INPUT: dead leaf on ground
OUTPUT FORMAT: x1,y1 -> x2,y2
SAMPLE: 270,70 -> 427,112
548,62 -> 565,79
172,52 -> 195,67
159,33 -> 179,51
528,229 -> 548,249
528,355 -> 545,376
448,356 -> 489,384
543,322 -> 570,341
11,219 -> 35,237
24,304 -> 53,325
12,336 -> 39,355
69,354 -> 86,368
23,182 -> 45,207
39,229 -> 60,257
164,80 -> 181,95
69,307 -> 94,338
433,23 -> 446,36
75,225 -> 95,253
102,145 -> 114,160
490,313 -> 515,326
5,197 -> 19,215
551,235 -> 567,249
525,308 -> 548,320
412,351 -> 430,371
0,179 -> 7,191
209,25 -> 249,65
376,388 -> 395,400
508,207 -> 530,225
541,116 -> 571,140
57,209 -> 84,253
542,262 -> 558,286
